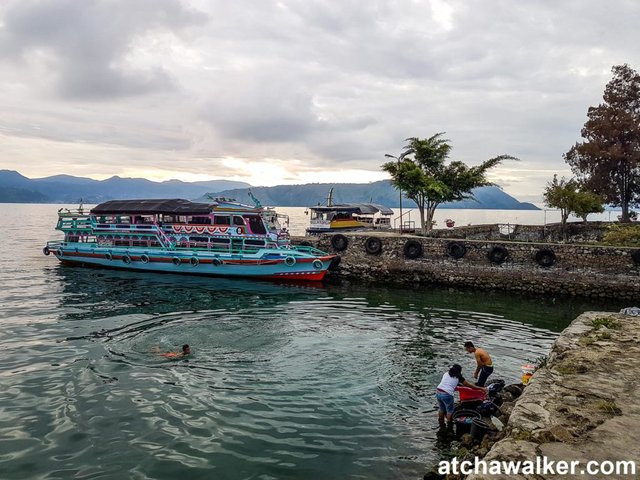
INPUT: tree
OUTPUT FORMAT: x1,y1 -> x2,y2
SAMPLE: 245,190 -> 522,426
565,64 -> 640,222
572,190 -> 604,223
543,175 -> 577,231
382,134 -> 515,233
543,175 -> 604,235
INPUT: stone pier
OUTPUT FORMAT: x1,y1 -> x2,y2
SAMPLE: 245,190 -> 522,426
292,233 -> 640,300
466,311 -> 640,480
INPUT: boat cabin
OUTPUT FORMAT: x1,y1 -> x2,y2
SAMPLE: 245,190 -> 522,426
306,203 -> 393,234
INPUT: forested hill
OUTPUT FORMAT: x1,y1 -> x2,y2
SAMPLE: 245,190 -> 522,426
0,170 -> 538,209
0,170 -> 249,203
201,181 -> 539,210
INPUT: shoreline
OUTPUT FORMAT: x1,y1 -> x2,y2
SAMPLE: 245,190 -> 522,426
460,311 -> 640,480
293,233 -> 640,300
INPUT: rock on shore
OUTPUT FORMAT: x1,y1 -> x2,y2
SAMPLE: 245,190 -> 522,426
465,311 -> 640,480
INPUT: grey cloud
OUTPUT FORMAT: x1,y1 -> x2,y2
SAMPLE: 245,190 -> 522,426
1,0 -> 640,197
0,0 -> 207,100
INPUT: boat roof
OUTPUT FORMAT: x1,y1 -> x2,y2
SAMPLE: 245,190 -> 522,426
309,203 -> 393,215
91,199 -> 214,215
90,198 -> 265,215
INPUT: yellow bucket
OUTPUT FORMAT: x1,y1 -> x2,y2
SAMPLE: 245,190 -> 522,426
521,364 -> 536,385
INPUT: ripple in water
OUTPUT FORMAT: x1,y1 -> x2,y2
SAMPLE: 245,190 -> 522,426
0,204 -> 624,479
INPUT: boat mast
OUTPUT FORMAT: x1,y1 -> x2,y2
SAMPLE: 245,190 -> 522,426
327,188 -> 334,207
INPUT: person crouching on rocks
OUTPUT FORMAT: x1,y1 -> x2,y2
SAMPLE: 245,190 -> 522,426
436,364 -> 486,429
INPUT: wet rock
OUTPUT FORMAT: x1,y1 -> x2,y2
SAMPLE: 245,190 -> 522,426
423,470 -> 445,480
459,433 -> 474,447
562,395 -> 584,406
503,384 -> 524,397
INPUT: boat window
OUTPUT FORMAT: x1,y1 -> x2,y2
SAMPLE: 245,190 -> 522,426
263,214 -> 281,232
214,215 -> 231,225
210,237 -> 230,245
190,216 -> 212,225
232,216 -> 245,226
245,215 -> 266,234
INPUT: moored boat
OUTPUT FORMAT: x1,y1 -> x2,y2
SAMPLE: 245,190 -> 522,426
44,197 -> 337,281
305,188 -> 393,235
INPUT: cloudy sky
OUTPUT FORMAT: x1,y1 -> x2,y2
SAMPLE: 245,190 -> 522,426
0,0 -> 638,202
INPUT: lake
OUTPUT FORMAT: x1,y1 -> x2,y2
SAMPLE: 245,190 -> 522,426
0,204 -> 625,479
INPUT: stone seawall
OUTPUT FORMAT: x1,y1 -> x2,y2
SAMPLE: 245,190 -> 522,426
465,311 -> 640,480
293,233 -> 640,300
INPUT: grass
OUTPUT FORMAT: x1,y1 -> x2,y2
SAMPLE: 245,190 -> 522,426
594,400 -> 622,415
529,355 -> 548,372
579,336 -> 596,346
590,317 -> 622,330
512,428 -> 534,442
556,363 -> 578,375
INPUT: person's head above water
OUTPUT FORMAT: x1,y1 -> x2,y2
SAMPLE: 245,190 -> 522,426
464,341 -> 475,353
449,364 -> 462,377
182,344 -> 191,355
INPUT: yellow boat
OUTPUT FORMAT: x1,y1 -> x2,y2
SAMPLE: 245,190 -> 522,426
305,188 -> 393,235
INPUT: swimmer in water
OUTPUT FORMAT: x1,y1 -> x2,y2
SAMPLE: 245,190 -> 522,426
153,344 -> 191,358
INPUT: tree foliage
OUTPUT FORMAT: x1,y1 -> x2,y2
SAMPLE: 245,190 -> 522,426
564,64 -> 640,222
383,133 -> 515,233
543,175 -> 604,234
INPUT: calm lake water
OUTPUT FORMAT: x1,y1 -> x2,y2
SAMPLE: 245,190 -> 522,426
0,204 -> 625,480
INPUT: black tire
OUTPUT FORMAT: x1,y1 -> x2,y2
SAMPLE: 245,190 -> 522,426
122,255 -> 132,264
487,245 -> 508,264
312,259 -> 323,270
190,257 -> 199,267
140,254 -> 150,264
328,255 -> 341,270
43,246 -> 50,256
172,257 -> 182,266
534,248 -> 556,267
331,234 -> 348,252
403,240 -> 423,259
631,249 -> 640,266
364,237 -> 383,255
447,242 -> 466,259
212,258 -> 222,266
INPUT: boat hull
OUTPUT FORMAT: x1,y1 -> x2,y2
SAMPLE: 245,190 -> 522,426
46,244 -> 334,282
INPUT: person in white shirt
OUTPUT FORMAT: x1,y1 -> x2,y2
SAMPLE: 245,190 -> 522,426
435,364 -> 486,428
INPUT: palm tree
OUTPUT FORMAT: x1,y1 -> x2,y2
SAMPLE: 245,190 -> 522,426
383,133 -> 516,233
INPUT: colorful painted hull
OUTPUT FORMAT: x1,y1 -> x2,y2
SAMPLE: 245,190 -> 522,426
45,243 -> 335,281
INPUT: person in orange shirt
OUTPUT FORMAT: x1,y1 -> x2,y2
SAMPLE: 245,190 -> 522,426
154,344 -> 191,358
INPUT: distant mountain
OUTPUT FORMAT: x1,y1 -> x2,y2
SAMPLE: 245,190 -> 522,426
0,170 -> 250,203
0,170 -> 538,209
201,181 -> 540,210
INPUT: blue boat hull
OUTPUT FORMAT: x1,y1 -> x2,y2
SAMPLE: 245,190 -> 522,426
45,243 -> 335,281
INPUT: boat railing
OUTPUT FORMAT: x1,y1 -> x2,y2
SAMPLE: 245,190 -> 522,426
292,245 -> 326,256
393,210 -> 416,233
56,215 -> 93,231
152,222 -> 176,250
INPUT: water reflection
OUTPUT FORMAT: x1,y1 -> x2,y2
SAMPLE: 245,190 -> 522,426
53,265 -> 328,321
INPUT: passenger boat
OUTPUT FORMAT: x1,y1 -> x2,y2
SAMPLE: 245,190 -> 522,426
43,198 -> 337,281
305,188 -> 393,235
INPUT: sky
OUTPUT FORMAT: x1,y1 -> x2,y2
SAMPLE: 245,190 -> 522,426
1,0 -> 639,203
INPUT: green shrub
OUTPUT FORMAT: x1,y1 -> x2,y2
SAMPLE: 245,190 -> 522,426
603,224 -> 640,247
590,317 -> 621,330
594,400 -> 622,415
